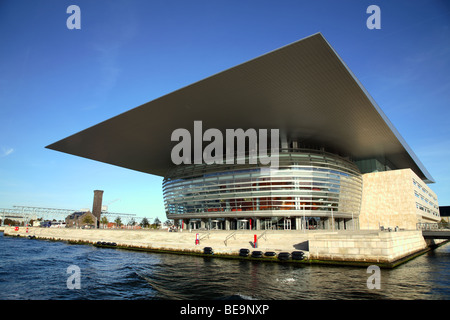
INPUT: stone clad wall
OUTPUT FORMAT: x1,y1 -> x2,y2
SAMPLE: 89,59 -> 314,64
309,230 -> 428,263
3,226 -> 445,266
358,169 -> 439,230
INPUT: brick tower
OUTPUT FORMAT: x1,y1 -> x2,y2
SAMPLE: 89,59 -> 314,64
92,190 -> 104,228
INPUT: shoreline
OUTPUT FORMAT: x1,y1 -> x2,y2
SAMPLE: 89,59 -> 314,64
1,226 -> 448,269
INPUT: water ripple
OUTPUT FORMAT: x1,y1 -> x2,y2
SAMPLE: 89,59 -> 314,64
1,234 -> 449,300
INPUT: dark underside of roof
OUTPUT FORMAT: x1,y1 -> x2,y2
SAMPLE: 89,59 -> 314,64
46,33 -> 434,183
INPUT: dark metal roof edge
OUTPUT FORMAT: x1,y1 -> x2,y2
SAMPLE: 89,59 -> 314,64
46,33 -> 324,152
319,35 -> 435,184
46,32 -> 435,184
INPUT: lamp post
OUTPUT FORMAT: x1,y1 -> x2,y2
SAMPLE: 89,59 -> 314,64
303,204 -> 306,232
331,208 -> 334,231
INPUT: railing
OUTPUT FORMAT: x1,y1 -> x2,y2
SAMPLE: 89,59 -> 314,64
224,231 -> 237,246
199,232 -> 210,241
258,230 -> 268,242
417,222 -> 450,230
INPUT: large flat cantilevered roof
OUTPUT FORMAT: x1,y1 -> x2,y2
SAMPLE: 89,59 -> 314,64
46,33 -> 434,183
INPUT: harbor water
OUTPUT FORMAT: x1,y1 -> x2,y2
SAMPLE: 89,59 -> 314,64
1,232 -> 449,300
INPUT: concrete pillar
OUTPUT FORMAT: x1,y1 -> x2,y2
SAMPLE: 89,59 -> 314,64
330,217 -> 336,230
225,218 -> 230,230
295,217 -> 302,230
323,217 -> 331,230
347,219 -> 352,230
345,218 -> 358,230
256,218 -> 261,230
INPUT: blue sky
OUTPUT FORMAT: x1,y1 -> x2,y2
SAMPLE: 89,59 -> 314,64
0,0 -> 449,222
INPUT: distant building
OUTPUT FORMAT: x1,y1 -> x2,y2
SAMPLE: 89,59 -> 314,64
106,222 -> 117,229
65,211 -> 97,228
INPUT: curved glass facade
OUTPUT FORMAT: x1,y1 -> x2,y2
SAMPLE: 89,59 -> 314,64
163,149 -> 362,229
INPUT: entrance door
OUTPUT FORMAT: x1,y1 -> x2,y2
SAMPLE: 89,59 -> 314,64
264,219 -> 272,230
238,219 -> 247,230
284,218 -> 291,230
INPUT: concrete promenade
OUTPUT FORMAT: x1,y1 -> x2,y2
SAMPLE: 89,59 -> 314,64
1,226 -> 447,268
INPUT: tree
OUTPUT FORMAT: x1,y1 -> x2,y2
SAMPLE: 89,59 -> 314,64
114,217 -> 122,228
140,217 -> 150,228
100,216 -> 109,228
82,214 -> 94,225
4,218 -> 18,226
151,217 -> 161,229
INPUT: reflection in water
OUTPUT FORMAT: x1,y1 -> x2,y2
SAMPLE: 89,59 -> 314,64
0,234 -> 449,300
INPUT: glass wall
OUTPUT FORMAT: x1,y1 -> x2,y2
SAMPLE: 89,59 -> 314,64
163,149 -> 363,225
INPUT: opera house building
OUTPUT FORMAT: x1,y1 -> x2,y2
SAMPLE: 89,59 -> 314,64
47,33 -> 440,231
